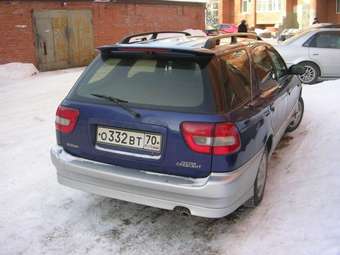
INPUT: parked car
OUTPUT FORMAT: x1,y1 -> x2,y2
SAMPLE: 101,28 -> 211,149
275,26 -> 340,84
218,23 -> 238,34
277,28 -> 300,42
205,28 -> 219,36
204,25 -> 218,36
51,31 -> 305,218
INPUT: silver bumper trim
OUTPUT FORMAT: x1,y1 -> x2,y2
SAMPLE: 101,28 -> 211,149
95,144 -> 162,160
51,146 -> 263,218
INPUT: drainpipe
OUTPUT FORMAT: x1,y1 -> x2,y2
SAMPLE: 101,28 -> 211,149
253,0 -> 257,29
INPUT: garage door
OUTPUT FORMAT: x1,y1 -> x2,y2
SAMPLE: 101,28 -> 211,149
33,10 -> 95,71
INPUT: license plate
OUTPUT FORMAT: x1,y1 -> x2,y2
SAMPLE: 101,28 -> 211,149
96,126 -> 162,152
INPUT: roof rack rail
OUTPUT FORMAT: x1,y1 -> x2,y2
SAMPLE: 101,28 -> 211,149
204,33 -> 262,49
119,31 -> 191,44
318,24 -> 340,28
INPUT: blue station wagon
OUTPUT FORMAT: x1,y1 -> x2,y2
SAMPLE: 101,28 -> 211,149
51,31 -> 305,218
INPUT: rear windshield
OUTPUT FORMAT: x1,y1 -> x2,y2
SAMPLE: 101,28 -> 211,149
68,55 -> 216,113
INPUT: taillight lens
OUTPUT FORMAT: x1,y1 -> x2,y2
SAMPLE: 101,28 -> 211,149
181,122 -> 241,155
181,122 -> 214,154
55,106 -> 79,134
213,123 -> 241,155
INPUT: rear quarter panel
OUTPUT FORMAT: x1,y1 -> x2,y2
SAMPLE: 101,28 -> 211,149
211,103 -> 273,173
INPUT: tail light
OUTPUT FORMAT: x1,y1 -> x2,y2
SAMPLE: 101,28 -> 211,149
55,106 -> 79,134
181,122 -> 241,155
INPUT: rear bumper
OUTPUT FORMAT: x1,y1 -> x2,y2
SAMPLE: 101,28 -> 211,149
50,146 -> 263,218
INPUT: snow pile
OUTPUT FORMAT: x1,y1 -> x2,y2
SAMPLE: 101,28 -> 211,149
0,62 -> 38,80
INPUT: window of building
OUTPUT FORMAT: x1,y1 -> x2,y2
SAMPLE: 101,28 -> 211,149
337,0 -> 340,13
256,0 -> 281,12
221,49 -> 252,108
206,0 -> 219,26
242,0 -> 251,13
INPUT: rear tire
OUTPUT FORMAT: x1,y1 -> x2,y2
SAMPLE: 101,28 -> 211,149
244,149 -> 268,208
286,97 -> 304,133
298,62 -> 320,84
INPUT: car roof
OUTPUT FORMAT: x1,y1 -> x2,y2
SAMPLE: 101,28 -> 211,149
107,32 -> 266,55
119,36 -> 211,51
312,23 -> 340,29
300,25 -> 340,34
310,28 -> 340,32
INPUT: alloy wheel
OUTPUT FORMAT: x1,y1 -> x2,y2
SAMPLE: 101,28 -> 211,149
299,65 -> 317,84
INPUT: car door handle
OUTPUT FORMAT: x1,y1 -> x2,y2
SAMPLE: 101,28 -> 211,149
264,109 -> 271,116
312,53 -> 319,56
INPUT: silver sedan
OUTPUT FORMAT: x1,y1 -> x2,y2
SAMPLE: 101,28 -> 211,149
275,26 -> 340,84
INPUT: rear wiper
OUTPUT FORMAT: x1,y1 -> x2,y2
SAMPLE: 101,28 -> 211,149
91,93 -> 141,118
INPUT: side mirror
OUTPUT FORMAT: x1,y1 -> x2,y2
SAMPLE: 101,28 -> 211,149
289,64 -> 305,75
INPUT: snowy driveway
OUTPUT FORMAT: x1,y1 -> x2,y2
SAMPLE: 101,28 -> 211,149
0,69 -> 340,255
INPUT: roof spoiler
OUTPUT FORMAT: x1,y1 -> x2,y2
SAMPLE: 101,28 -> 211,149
119,31 -> 191,44
96,45 -> 215,61
204,33 -> 262,49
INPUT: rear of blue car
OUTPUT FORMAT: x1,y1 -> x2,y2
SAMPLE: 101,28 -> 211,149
51,46 -> 262,218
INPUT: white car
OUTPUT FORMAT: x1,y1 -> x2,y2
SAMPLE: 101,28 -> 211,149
275,25 -> 340,84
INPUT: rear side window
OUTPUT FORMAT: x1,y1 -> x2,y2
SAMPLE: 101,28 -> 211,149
252,46 -> 276,91
308,31 -> 340,49
68,56 -> 216,113
220,49 -> 251,109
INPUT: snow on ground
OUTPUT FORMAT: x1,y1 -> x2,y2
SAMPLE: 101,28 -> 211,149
0,63 -> 38,81
0,69 -> 340,255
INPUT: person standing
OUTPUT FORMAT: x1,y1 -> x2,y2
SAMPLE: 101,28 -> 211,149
238,20 -> 248,33
312,17 -> 319,25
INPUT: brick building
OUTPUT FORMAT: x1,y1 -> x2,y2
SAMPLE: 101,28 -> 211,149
0,0 -> 206,70
219,0 -> 340,29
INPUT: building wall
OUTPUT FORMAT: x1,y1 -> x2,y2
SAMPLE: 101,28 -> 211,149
323,0 -> 340,23
295,0 -> 316,28
234,0 -> 290,28
284,0 -> 298,28
315,0 -> 327,22
0,1 -> 205,67
294,0 -> 340,28
219,0 -> 340,29
218,0 -> 234,23
256,11 -> 281,25
234,0 -> 256,28
256,0 -> 295,28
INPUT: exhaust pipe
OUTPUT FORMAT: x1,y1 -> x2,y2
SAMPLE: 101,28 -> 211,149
174,206 -> 191,217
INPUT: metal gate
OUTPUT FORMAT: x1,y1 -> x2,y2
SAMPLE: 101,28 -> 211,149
33,10 -> 95,71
